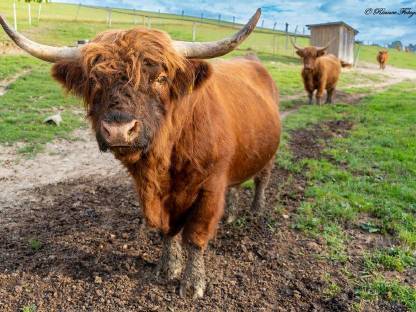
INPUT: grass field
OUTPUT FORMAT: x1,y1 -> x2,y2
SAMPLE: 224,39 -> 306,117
279,82 -> 416,310
0,55 -> 83,154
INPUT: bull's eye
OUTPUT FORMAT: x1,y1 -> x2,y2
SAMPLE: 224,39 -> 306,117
156,76 -> 167,84
143,58 -> 157,67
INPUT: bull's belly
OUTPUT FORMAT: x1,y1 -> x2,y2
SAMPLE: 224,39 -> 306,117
227,135 -> 280,186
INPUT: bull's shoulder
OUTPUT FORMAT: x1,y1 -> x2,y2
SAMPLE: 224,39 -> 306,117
316,54 -> 342,69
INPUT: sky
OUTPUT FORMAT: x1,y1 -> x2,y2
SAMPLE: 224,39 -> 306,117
54,0 -> 416,45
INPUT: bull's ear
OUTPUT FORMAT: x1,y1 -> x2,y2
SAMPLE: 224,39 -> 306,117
172,59 -> 212,99
51,60 -> 85,97
296,49 -> 304,57
317,49 -> 327,57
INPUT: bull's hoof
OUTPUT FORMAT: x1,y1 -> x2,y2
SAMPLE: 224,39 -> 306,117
179,277 -> 206,299
251,197 -> 265,211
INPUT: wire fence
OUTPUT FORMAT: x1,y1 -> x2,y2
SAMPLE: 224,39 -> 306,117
0,1 -> 313,58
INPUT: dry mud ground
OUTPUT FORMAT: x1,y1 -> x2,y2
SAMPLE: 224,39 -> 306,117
1,63 -> 415,311
0,120 -> 408,312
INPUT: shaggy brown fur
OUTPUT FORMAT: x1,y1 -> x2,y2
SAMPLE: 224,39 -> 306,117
377,51 -> 388,70
296,46 -> 350,105
51,27 -> 281,298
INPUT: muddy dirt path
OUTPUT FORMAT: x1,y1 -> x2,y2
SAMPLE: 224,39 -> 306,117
0,119 -> 405,311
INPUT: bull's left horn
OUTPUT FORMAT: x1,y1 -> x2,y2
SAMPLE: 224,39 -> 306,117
290,36 -> 303,50
172,9 -> 261,59
0,15 -> 80,62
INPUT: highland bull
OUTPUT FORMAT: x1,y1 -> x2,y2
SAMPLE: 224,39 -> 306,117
291,39 -> 351,105
0,9 -> 281,298
377,50 -> 388,70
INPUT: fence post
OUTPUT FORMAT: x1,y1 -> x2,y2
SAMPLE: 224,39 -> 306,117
272,34 -> 276,55
108,8 -> 112,27
133,9 -> 137,24
200,13 -> 203,21
147,17 -> 152,29
13,1 -> 17,31
261,19 -> 264,28
285,23 -> 289,50
37,2 -> 42,23
192,22 -> 196,42
75,3 -> 81,21
233,16 -> 235,25
354,44 -> 361,68
28,3 -> 31,26
218,14 -> 221,23
181,10 -> 184,16
273,22 -> 277,31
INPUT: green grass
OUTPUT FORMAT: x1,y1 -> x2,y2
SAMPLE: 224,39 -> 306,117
0,55 -> 85,155
358,44 -> 416,70
28,238 -> 42,251
21,304 -> 37,312
364,247 -> 415,273
279,81 -> 416,309
358,279 -> 416,311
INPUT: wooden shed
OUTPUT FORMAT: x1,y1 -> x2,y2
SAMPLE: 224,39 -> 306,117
306,21 -> 358,64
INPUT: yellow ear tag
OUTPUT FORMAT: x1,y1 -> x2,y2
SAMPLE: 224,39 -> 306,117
188,84 -> 193,94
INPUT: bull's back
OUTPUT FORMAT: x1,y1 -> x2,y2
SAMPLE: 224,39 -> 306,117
209,59 -> 281,185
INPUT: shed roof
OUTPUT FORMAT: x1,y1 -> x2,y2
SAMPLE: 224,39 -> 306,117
306,21 -> 359,34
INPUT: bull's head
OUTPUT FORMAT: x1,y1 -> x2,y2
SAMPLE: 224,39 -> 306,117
0,10 -> 260,163
291,37 -> 334,71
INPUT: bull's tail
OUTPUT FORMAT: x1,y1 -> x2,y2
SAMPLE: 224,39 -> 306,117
340,60 -> 352,68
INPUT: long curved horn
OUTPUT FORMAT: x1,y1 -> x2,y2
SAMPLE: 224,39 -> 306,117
0,15 -> 80,62
172,9 -> 261,59
289,36 -> 303,50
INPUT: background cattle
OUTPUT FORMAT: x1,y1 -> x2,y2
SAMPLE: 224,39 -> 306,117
377,50 -> 389,70
292,39 -> 351,105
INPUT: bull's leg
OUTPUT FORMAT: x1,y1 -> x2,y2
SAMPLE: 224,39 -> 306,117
179,242 -> 206,299
180,176 -> 226,299
251,159 -> 274,211
224,186 -> 240,223
307,91 -> 314,105
326,88 -> 335,104
156,235 -> 183,280
316,82 -> 326,105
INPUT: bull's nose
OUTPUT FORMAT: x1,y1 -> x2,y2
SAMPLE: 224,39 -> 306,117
101,119 -> 140,146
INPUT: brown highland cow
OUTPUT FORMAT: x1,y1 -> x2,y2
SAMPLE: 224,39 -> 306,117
292,39 -> 351,105
0,9 -> 281,298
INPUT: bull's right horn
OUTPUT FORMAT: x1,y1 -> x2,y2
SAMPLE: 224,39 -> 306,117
172,9 -> 261,59
0,15 -> 80,62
